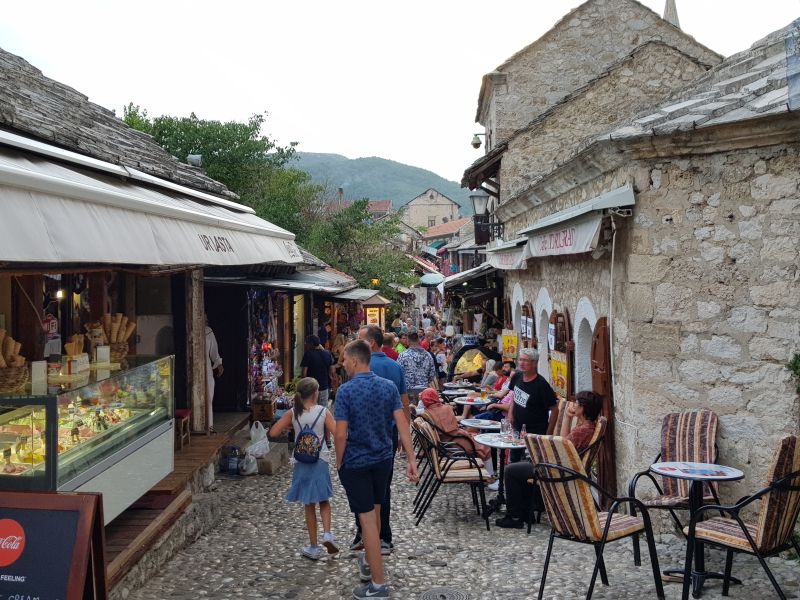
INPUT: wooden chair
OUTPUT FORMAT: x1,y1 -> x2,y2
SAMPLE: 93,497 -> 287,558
527,434 -> 665,600
174,408 -> 191,450
527,415 -> 607,532
413,418 -> 492,530
681,435 -> 800,600
628,410 -> 719,565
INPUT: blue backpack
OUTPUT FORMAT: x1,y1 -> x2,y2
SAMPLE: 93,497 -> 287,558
293,407 -> 325,464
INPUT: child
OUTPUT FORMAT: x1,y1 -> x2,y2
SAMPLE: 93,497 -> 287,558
269,377 -> 339,560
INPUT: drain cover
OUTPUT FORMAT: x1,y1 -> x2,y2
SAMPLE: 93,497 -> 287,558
420,587 -> 470,600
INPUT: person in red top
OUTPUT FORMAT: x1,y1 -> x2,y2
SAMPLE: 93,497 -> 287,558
496,390 -> 603,528
380,333 -> 399,360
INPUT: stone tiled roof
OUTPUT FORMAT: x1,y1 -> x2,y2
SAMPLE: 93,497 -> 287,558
607,23 -> 796,141
0,47 -> 235,198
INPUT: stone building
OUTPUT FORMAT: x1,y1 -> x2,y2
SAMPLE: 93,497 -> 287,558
463,0 -> 799,498
400,188 -> 462,229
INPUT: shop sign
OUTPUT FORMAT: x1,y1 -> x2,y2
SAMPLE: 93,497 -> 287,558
519,317 -> 533,340
529,214 -> 603,258
501,329 -> 518,360
487,246 -> 529,270
548,323 -> 556,351
198,234 -> 235,254
366,307 -> 381,327
462,334 -> 478,346
550,350 -> 569,399
0,492 -> 106,600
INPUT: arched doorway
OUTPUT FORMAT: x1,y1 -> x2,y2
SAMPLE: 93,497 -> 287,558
534,288 -> 553,381
574,297 -> 598,394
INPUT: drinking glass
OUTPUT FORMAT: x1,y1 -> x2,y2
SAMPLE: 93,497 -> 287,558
480,388 -> 488,401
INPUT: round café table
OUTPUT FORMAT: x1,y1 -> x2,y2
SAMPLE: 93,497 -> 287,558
650,461 -> 744,599
460,418 -> 500,431
453,398 -> 491,407
474,432 -> 527,514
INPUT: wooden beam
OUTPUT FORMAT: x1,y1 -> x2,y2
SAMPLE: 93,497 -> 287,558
185,269 -> 207,433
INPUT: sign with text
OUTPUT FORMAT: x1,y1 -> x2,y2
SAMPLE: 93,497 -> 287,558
550,350 -> 569,399
487,244 -> 531,271
501,329 -> 519,360
0,492 -> 106,600
529,214 -> 603,258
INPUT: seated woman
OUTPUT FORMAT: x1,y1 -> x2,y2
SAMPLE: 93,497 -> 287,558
495,390 -> 603,529
419,388 -> 494,476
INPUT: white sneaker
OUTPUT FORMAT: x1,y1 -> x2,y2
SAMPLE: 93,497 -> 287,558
487,480 -> 500,491
302,544 -> 323,560
322,532 -> 340,554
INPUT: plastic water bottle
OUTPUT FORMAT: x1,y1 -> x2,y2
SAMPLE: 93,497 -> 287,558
520,424 -> 527,439
227,446 -> 241,474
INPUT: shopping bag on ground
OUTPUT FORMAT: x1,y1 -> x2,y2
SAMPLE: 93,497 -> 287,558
250,421 -> 267,443
248,437 -> 270,458
239,451 -> 258,476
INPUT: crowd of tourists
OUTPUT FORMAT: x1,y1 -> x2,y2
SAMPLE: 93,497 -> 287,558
268,311 -> 592,599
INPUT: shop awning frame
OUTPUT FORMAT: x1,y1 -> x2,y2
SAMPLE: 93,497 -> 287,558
0,147 -> 303,267
518,184 -> 635,236
333,288 -> 391,305
443,262 -> 496,289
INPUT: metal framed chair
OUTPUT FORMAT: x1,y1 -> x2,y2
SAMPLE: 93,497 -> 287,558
681,435 -> 800,600
628,410 -> 719,565
527,434 -> 665,600
526,416 -> 607,532
413,418 -> 491,530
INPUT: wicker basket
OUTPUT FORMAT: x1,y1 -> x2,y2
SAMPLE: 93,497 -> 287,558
0,367 -> 29,394
110,342 -> 129,363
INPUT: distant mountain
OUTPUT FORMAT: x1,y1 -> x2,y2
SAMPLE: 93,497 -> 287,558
291,152 -> 471,214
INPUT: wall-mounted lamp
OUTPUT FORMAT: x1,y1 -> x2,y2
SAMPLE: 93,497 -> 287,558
371,278 -> 380,287
471,133 -> 486,149
55,290 -> 65,300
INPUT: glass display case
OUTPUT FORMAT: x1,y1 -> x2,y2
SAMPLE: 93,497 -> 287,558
0,355 -> 173,492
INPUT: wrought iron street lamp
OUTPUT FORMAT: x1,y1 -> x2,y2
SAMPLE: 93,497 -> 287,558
470,188 -> 503,245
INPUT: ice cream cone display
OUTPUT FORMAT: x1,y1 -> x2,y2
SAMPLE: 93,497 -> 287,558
0,332 -> 28,393
85,313 -> 137,357
63,334 -> 85,358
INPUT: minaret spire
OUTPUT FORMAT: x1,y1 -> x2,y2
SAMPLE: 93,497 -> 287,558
663,0 -> 681,29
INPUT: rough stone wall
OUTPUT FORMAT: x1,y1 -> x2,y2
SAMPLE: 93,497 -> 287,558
481,0 -> 720,143
402,190 -> 460,229
502,142 -> 800,502
500,42 -> 708,203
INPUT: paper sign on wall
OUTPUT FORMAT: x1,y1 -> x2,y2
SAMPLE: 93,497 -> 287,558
548,324 -> 556,351
501,329 -> 518,360
550,350 -> 569,399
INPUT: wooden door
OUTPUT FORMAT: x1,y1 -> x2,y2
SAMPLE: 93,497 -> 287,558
591,316 -> 617,502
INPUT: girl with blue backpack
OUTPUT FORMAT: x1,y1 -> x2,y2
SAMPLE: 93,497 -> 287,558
269,377 -> 339,559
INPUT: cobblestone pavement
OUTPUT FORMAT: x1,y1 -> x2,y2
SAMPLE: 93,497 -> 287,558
128,456 -> 799,600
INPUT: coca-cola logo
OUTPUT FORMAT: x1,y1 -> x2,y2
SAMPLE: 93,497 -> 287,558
0,519 -> 25,566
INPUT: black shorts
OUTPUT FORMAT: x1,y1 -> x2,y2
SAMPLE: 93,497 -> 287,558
338,458 -> 393,515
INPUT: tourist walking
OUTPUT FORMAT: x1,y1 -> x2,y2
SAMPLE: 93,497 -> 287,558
396,332 -> 438,392
349,325 -> 409,554
300,335 -> 336,406
269,378 -> 340,558
335,340 -> 419,599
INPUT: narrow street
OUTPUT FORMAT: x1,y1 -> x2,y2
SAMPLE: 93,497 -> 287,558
128,456 -> 799,600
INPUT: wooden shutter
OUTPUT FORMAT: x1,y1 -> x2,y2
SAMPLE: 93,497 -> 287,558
548,310 -> 573,401
591,316 -> 617,502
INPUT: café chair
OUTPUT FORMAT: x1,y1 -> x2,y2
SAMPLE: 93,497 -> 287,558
628,410 -> 719,565
527,434 -> 665,600
681,435 -> 800,600
526,415 -> 608,533
546,397 -> 570,435
412,418 -> 492,531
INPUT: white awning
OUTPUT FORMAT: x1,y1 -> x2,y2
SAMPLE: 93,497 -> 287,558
486,238 -> 532,270
205,269 -> 357,294
334,288 -> 390,304
444,263 -> 495,288
0,148 -> 302,266
518,184 -> 635,236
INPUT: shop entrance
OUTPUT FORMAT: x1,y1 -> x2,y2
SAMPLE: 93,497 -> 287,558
204,285 -> 249,412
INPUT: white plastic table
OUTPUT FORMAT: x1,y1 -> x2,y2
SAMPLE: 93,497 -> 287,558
650,461 -> 744,598
460,419 -> 500,431
475,432 -> 528,511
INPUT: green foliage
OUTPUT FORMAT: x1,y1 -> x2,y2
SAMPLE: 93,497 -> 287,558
123,104 -> 296,195
123,104 -> 418,297
292,152 -> 472,214
788,353 -> 800,393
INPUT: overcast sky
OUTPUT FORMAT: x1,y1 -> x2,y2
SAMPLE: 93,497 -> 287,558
0,1 -> 797,184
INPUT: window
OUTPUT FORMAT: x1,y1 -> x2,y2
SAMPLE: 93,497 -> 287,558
428,216 -> 436,227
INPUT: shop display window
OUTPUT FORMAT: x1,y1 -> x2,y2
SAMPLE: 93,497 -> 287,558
0,355 -> 173,491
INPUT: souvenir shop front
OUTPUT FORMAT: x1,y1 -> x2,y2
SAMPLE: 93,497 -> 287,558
0,139 -> 302,522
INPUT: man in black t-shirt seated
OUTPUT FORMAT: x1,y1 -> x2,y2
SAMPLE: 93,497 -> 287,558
507,347 -> 558,463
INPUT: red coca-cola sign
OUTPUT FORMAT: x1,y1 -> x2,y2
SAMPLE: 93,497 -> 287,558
0,519 -> 25,566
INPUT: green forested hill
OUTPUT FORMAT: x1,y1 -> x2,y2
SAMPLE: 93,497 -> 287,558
291,152 -> 471,213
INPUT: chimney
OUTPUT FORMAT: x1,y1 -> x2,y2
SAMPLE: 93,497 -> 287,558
663,0 -> 680,29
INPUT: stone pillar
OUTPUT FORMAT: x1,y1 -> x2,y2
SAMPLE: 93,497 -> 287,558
185,269 -> 207,433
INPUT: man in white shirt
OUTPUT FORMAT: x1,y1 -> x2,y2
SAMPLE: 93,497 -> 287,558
205,319 -> 224,432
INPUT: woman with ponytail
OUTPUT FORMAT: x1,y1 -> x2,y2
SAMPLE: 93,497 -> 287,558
270,377 -> 339,560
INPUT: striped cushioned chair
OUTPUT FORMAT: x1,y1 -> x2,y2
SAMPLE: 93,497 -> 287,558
527,416 -> 608,533
628,410 -> 719,565
527,434 -> 664,600
681,435 -> 800,600
412,419 -> 491,530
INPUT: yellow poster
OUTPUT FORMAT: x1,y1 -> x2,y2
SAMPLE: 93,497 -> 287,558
501,329 -> 518,360
366,307 -> 381,327
550,350 -> 569,398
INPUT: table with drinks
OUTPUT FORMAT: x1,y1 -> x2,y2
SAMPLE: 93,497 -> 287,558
474,422 -> 527,513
